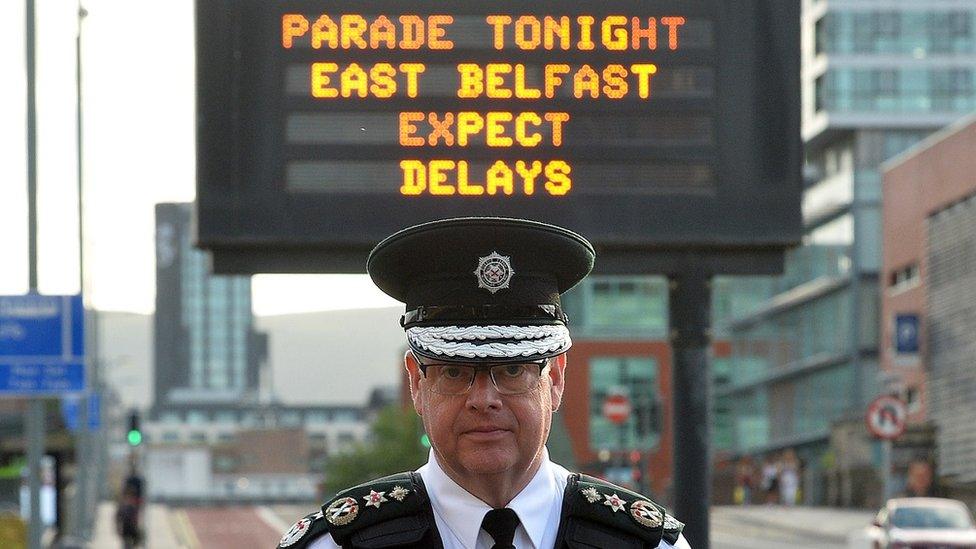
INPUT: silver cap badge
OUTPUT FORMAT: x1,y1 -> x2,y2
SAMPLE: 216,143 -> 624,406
474,251 -> 514,294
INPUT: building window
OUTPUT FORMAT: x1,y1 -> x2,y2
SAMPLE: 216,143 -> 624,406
589,357 -> 662,451
888,263 -> 920,293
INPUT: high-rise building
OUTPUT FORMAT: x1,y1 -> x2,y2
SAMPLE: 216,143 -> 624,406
153,202 -> 266,414
716,0 -> 976,504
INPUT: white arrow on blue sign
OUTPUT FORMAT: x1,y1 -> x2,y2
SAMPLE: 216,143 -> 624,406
0,294 -> 85,395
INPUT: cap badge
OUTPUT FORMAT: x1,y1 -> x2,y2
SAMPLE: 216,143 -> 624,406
325,497 -> 360,526
278,511 -> 322,547
474,251 -> 514,294
629,500 -> 664,528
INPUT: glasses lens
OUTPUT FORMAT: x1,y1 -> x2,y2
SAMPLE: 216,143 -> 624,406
426,365 -> 475,395
490,363 -> 543,394
424,361 -> 546,395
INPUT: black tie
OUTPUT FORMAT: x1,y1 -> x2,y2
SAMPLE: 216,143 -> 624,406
481,508 -> 520,549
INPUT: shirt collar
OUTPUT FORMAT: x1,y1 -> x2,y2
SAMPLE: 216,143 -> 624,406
420,449 -> 562,549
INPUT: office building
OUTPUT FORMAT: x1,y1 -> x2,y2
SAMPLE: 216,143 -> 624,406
717,1 -> 976,504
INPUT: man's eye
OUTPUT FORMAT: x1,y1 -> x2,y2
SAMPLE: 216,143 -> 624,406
499,364 -> 525,377
442,367 -> 466,380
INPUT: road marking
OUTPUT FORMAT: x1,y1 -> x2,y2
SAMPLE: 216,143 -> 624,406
257,505 -> 293,534
170,509 -> 201,549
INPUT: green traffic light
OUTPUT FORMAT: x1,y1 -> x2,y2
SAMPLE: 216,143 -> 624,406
127,430 -> 143,446
420,433 -> 431,448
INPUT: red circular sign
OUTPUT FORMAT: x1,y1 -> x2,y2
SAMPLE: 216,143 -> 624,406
866,395 -> 908,440
603,394 -> 632,425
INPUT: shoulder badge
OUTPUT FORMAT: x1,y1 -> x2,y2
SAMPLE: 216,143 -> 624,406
630,500 -> 664,528
325,497 -> 360,526
278,511 -> 325,549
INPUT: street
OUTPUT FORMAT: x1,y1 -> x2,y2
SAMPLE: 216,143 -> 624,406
88,502 -> 876,548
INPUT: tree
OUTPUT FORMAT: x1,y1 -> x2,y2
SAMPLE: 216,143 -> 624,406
324,404 -> 428,496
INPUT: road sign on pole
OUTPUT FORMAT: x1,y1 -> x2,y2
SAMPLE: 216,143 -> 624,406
603,393 -> 632,425
866,395 -> 908,440
0,294 -> 85,396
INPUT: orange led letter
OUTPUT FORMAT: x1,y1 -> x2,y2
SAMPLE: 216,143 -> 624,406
340,15 -> 368,49
486,15 -> 512,50
573,65 -> 600,99
514,112 -> 542,147
486,112 -> 513,147
457,161 -> 484,195
311,62 -> 339,98
515,16 -> 541,50
399,112 -> 425,146
428,113 -> 456,146
456,112 -> 484,146
602,65 -> 629,98
544,112 -> 569,146
545,161 -> 572,195
399,16 -> 425,49
544,64 -> 570,98
457,64 -> 485,98
516,160 -> 543,195
429,160 -> 456,195
398,63 -> 426,97
661,16 -> 685,50
514,64 -> 541,99
576,16 -> 595,50
602,16 -> 628,50
486,64 -> 513,99
340,63 -> 369,97
428,16 -> 454,49
400,160 -> 427,195
631,64 -> 658,98
631,17 -> 657,50
369,16 -> 397,49
370,63 -> 397,98
282,14 -> 309,48
310,15 -> 339,49
486,161 -> 514,195
543,16 -> 570,50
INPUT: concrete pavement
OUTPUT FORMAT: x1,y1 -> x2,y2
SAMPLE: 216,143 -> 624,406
89,501 -> 194,548
712,505 -> 876,549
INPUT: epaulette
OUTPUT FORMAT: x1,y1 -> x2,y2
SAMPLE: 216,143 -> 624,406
275,471 -> 441,549
555,474 -> 685,548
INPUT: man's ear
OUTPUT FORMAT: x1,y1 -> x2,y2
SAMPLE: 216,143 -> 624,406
548,353 -> 568,411
404,349 -> 424,415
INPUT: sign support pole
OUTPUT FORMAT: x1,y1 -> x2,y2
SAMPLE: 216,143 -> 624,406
669,267 -> 711,549
25,1 -> 45,547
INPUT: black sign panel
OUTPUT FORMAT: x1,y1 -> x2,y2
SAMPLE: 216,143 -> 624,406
196,0 -> 801,274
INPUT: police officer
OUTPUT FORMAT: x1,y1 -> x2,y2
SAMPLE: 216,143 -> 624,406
277,217 -> 690,549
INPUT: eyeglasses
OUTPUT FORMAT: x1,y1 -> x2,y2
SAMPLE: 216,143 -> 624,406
415,356 -> 550,396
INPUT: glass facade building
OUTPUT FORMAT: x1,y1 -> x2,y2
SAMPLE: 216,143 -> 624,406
153,203 -> 267,416
714,0 -> 976,503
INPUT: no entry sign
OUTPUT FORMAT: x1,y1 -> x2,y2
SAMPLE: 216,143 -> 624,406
603,393 -> 631,425
866,395 -> 907,440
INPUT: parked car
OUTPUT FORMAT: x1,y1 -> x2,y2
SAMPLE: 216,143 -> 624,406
868,498 -> 976,549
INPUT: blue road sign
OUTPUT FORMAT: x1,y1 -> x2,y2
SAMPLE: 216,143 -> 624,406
60,393 -> 100,432
895,313 -> 919,355
0,294 -> 85,395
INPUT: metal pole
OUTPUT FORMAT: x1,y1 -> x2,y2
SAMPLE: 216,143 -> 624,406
669,269 -> 711,549
881,440 -> 893,501
75,2 -> 92,538
25,0 -> 45,547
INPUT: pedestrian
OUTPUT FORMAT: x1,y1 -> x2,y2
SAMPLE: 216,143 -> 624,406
277,217 -> 690,548
760,456 -> 780,504
734,457 -> 755,505
115,484 -> 142,549
778,450 -> 800,506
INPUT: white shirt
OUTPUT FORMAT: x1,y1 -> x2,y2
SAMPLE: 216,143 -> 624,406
309,449 -> 691,549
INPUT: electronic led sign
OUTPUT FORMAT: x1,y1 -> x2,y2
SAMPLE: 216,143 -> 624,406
196,0 -> 801,274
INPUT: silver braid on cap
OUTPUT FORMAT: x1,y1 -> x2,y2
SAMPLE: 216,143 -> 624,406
406,325 -> 571,359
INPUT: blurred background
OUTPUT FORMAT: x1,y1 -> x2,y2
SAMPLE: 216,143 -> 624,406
2,0 -> 976,548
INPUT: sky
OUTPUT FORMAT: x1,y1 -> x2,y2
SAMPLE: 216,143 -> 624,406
0,0 -> 399,316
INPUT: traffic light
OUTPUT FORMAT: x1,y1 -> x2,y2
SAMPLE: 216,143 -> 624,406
127,411 -> 142,446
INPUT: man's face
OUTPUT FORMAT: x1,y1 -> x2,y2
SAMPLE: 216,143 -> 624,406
406,352 -> 567,480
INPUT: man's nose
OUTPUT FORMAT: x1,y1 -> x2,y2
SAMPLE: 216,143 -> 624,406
466,370 -> 502,409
